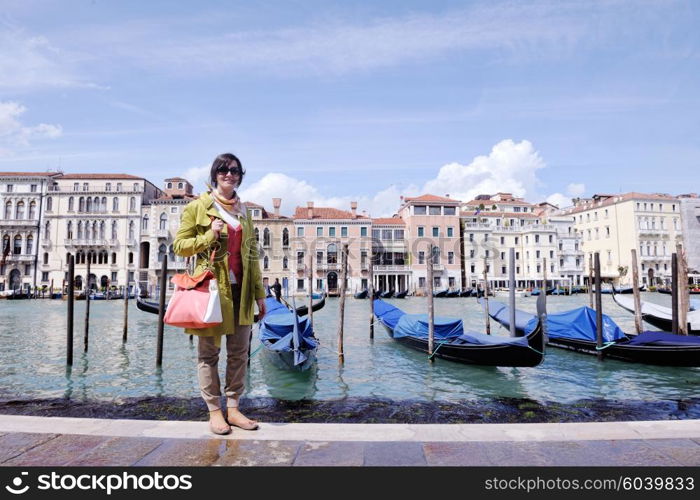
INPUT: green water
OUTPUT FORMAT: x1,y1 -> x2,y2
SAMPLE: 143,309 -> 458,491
0,293 -> 697,403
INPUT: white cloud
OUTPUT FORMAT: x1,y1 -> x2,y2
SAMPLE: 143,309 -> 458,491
181,164 -> 211,193
566,183 -> 586,197
546,193 -> 572,209
0,101 -> 62,156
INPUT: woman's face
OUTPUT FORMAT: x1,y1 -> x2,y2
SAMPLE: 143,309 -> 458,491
216,166 -> 241,190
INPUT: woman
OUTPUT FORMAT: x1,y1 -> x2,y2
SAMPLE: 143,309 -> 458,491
173,153 -> 266,434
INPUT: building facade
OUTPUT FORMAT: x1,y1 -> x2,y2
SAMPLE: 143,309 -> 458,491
0,172 -> 59,292
678,194 -> 700,279
371,217 -> 408,294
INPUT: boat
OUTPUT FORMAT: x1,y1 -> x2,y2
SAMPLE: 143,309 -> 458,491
90,292 -> 106,300
530,288 -> 541,296
136,292 -> 326,320
259,297 -> 318,371
445,290 -> 461,298
394,290 -> 408,299
287,293 -> 326,316
432,289 -> 448,298
549,288 -> 568,296
354,289 -> 368,299
459,289 -> 472,297
372,296 -> 545,367
493,289 -> 529,298
380,289 -> 395,299
611,293 -> 700,335
481,298 -> 700,366
50,292 -> 63,299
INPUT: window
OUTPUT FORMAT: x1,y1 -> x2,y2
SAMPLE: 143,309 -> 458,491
444,206 -> 456,215
112,221 -> 118,239
297,279 -> 305,291
447,227 -> 454,237
106,183 -> 111,191
42,271 -> 49,281
595,228 -> 599,239
514,236 -> 519,244
414,206 -> 427,215
360,227 -> 367,237
254,228 -> 259,242
418,251 -> 425,264
485,250 -> 489,258
282,228 -> 289,247
341,227 -> 348,238
112,252 -> 116,264
13,235 -> 22,254
548,235 -> 553,243
432,227 -> 439,237
329,227 -> 336,237
448,252 -> 454,264
25,235 -> 33,254
382,229 -> 392,240
484,234 -> 489,242
534,234 -> 539,243
283,257 -> 288,269
24,264 -> 31,276
297,227 -> 304,237
128,221 -> 135,240
83,183 -> 88,191
73,182 -> 79,191
395,229 -> 404,240
133,183 -> 140,192
129,197 -> 136,212
142,215 -> 149,230
316,226 -> 323,237
159,213 -> 167,230
516,252 -> 519,259
30,184 -> 37,192
327,244 -> 337,264
469,233 -> 474,242
606,227 -> 610,238
263,256 -> 269,269
128,252 -> 133,264
536,250 -> 540,258
419,277 -> 426,288
178,183 -> 183,189
15,201 -> 25,219
429,206 -> 441,215
112,197 -> 119,211
158,244 -> 167,262
6,184 -> 13,193
418,227 -> 424,237
170,207 -> 177,213
116,183 -> 122,192
434,276 -> 441,288
316,251 -> 323,265
297,252 -> 304,265
501,266 -> 507,274
469,249 -> 475,258
550,250 -> 554,258
470,264 -> 475,273
29,201 -> 36,219
263,228 -> 271,247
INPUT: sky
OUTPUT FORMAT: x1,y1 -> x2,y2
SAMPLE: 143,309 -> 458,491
1,0 -> 698,216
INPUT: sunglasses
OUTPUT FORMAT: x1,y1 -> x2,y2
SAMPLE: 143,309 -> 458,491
216,165 -> 242,176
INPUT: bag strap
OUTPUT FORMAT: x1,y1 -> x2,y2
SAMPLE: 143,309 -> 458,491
184,216 -> 219,273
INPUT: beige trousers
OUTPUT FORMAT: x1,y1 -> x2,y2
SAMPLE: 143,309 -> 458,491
197,285 -> 252,412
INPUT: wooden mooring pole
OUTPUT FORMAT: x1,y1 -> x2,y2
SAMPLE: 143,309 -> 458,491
427,244 -> 435,360
671,253 -> 679,335
588,253 -> 594,309
369,253 -> 374,339
677,243 -> 689,335
83,259 -> 91,353
337,244 -> 348,364
156,256 -> 168,366
508,248 -> 516,337
308,252 -> 314,329
594,252 -> 603,361
631,250 -> 643,334
122,281 -> 129,343
67,255 -> 75,366
543,257 -> 548,310
482,256 -> 491,335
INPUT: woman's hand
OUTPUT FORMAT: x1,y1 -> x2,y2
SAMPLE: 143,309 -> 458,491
256,298 -> 266,320
211,218 -> 225,239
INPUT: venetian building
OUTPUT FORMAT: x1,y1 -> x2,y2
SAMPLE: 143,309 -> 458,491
562,193 -> 683,287
42,174 -> 160,291
371,217 -> 409,294
398,194 -> 462,294
140,177 -> 196,293
245,198 -> 293,296
292,201 -> 371,296
677,193 -> 700,284
0,172 -> 60,292
536,202 -> 585,287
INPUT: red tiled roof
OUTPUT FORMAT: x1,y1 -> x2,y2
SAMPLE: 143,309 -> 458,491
372,217 -> 405,225
562,192 -> 679,215
462,198 -> 534,207
461,211 -> 540,218
164,177 -> 190,182
60,173 -> 144,180
404,194 -> 458,203
293,206 -> 368,220
0,171 -> 60,177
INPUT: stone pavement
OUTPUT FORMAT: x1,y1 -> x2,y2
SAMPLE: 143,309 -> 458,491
0,415 -> 699,466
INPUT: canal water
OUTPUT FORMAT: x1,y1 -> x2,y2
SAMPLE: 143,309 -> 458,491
0,293 -> 698,404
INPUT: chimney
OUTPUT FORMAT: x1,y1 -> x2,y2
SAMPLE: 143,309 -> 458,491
445,194 -> 450,198
350,201 -> 357,219
272,198 -> 281,217
307,201 -> 314,219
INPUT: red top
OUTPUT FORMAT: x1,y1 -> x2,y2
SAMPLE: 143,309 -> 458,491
227,224 -> 243,285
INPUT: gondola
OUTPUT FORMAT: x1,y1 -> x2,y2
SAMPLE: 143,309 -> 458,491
481,298 -> 700,366
394,290 -> 408,299
459,289 -> 472,297
373,296 -> 545,367
530,288 -> 541,296
432,289 -> 448,298
445,290 -> 461,298
354,289 -> 368,299
136,292 -> 326,320
611,293 -> 700,335
6,291 -> 30,300
259,297 -> 318,371
380,289 -> 395,299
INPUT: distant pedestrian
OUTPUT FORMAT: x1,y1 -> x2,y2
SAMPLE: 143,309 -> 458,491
272,278 -> 282,302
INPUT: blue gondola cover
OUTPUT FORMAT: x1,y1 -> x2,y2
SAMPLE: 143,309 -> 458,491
393,315 -> 464,340
260,298 -> 317,366
525,306 -> 626,342
626,331 -> 700,346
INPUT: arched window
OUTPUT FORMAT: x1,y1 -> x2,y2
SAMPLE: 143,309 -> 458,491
46,197 -> 53,211
26,235 -> 33,254
111,252 -> 116,264
13,235 -> 22,254
282,228 -> 289,247
158,244 -> 167,262
178,182 -> 183,189
86,197 -> 92,212
43,252 -> 49,265
92,221 -> 98,240
68,197 -> 74,211
254,228 -> 260,242
327,243 -> 337,264
111,221 -> 118,240
44,221 -> 50,239
128,221 -> 135,240
4,201 -> 11,219
128,252 -> 133,264
101,197 -> 107,213
263,228 -> 271,247
112,197 -> 119,211
68,221 -> 75,239
29,201 -> 37,219
283,256 -> 288,269
129,197 -> 136,212
15,201 -> 25,219
88,249 -> 96,264
142,214 -> 149,230
168,244 -> 175,261
66,252 -> 72,264
99,221 -> 105,239
263,256 -> 269,269
2,235 -> 9,254
79,197 -> 85,212
159,213 -> 167,230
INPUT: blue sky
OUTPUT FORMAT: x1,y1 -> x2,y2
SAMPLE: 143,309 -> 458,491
1,0 -> 698,216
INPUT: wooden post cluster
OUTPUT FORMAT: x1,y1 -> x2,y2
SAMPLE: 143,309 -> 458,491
630,250 -> 643,334
427,244 -> 435,361
156,256 -> 168,366
337,244 -> 349,364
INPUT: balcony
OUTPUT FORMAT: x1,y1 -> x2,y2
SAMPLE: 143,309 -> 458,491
64,239 -> 108,247
41,240 -> 51,248
522,224 -> 555,232
373,265 -> 410,272
463,223 -> 490,229
0,219 -> 38,227
6,254 -> 34,262
127,239 -> 138,247
156,229 -> 169,239
318,263 -> 340,271
641,254 -> 671,262
638,228 -> 668,236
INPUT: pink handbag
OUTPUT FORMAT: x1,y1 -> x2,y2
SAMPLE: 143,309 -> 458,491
164,250 -> 223,329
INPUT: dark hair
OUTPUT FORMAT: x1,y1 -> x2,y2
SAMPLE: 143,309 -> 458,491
209,153 -> 245,188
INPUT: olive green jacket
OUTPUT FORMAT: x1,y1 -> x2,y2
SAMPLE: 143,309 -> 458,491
173,192 -> 265,336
